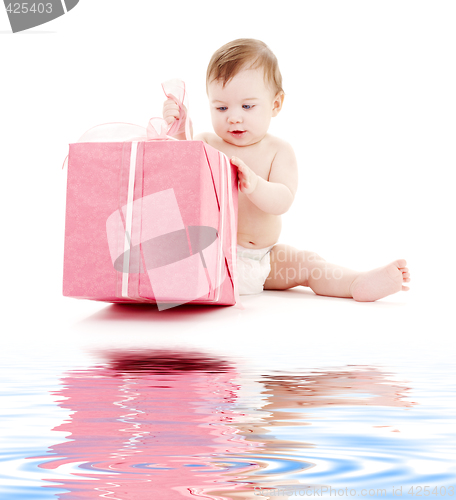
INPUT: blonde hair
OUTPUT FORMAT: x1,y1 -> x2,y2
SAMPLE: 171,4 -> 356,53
206,38 -> 283,95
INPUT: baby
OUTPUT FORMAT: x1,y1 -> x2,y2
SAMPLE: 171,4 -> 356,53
163,39 -> 410,301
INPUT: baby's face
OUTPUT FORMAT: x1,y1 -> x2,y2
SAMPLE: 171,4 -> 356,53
207,67 -> 283,147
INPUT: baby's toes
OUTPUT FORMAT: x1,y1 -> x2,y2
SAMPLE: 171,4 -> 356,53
395,259 -> 407,269
401,268 -> 411,282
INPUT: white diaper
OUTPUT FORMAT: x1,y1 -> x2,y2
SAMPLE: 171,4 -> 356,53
236,244 -> 274,295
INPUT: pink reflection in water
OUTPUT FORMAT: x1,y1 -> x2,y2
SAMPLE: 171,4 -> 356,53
35,351 -> 261,499
32,357 -> 416,500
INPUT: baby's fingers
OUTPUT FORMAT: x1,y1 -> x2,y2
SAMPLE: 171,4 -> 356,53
163,98 -> 180,124
163,98 -> 179,111
231,157 -> 252,192
230,156 -> 248,173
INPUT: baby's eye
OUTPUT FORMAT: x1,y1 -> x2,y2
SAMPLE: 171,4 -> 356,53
242,104 -> 254,110
217,107 -> 228,111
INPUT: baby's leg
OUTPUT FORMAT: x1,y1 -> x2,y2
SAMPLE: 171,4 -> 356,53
264,244 -> 410,301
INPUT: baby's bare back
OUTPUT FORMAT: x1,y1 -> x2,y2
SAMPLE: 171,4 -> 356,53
201,133 -> 283,249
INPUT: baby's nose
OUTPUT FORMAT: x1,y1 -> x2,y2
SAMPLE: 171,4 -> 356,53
228,115 -> 242,124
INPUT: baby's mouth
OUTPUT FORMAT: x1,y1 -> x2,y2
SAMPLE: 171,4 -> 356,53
230,130 -> 246,138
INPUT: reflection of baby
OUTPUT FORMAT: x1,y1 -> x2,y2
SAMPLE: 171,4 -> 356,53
164,39 -> 411,301
231,366 -> 414,451
229,367 -> 415,499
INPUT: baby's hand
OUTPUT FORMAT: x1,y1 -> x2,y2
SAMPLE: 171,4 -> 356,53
230,156 -> 259,194
162,98 -> 180,125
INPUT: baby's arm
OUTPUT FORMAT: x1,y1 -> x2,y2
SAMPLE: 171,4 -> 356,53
193,132 -> 207,142
231,142 -> 298,215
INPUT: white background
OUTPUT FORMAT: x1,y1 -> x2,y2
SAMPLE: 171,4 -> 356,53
0,1 -> 455,365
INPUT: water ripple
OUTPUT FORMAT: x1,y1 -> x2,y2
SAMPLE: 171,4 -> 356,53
1,352 -> 455,499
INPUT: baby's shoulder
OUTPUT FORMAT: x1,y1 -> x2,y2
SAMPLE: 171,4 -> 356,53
264,135 -> 298,177
264,134 -> 296,161
193,132 -> 218,147
265,134 -> 294,152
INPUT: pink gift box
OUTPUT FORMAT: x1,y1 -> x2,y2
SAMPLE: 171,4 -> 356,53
63,82 -> 238,308
63,139 -> 238,308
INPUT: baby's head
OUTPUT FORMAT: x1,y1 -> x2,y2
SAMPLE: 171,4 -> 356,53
206,38 -> 283,96
206,39 -> 284,146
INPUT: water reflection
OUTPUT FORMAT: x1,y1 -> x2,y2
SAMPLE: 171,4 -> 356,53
261,366 -> 415,411
33,353 -> 415,499
210,367 -> 415,497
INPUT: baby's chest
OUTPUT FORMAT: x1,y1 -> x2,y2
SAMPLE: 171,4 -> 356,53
239,151 -> 274,180
207,139 -> 275,181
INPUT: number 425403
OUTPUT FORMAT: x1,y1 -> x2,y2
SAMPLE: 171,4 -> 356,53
407,486 -> 454,496
6,3 -> 53,14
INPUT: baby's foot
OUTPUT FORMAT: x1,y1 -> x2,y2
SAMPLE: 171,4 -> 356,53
350,259 -> 410,302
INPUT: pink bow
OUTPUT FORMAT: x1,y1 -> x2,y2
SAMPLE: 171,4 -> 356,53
75,79 -> 191,144
146,80 -> 191,140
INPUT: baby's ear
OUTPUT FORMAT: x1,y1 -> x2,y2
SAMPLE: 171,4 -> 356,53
272,91 -> 285,116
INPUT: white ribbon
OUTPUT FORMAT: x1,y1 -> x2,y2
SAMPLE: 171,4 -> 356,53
121,142 -> 139,298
